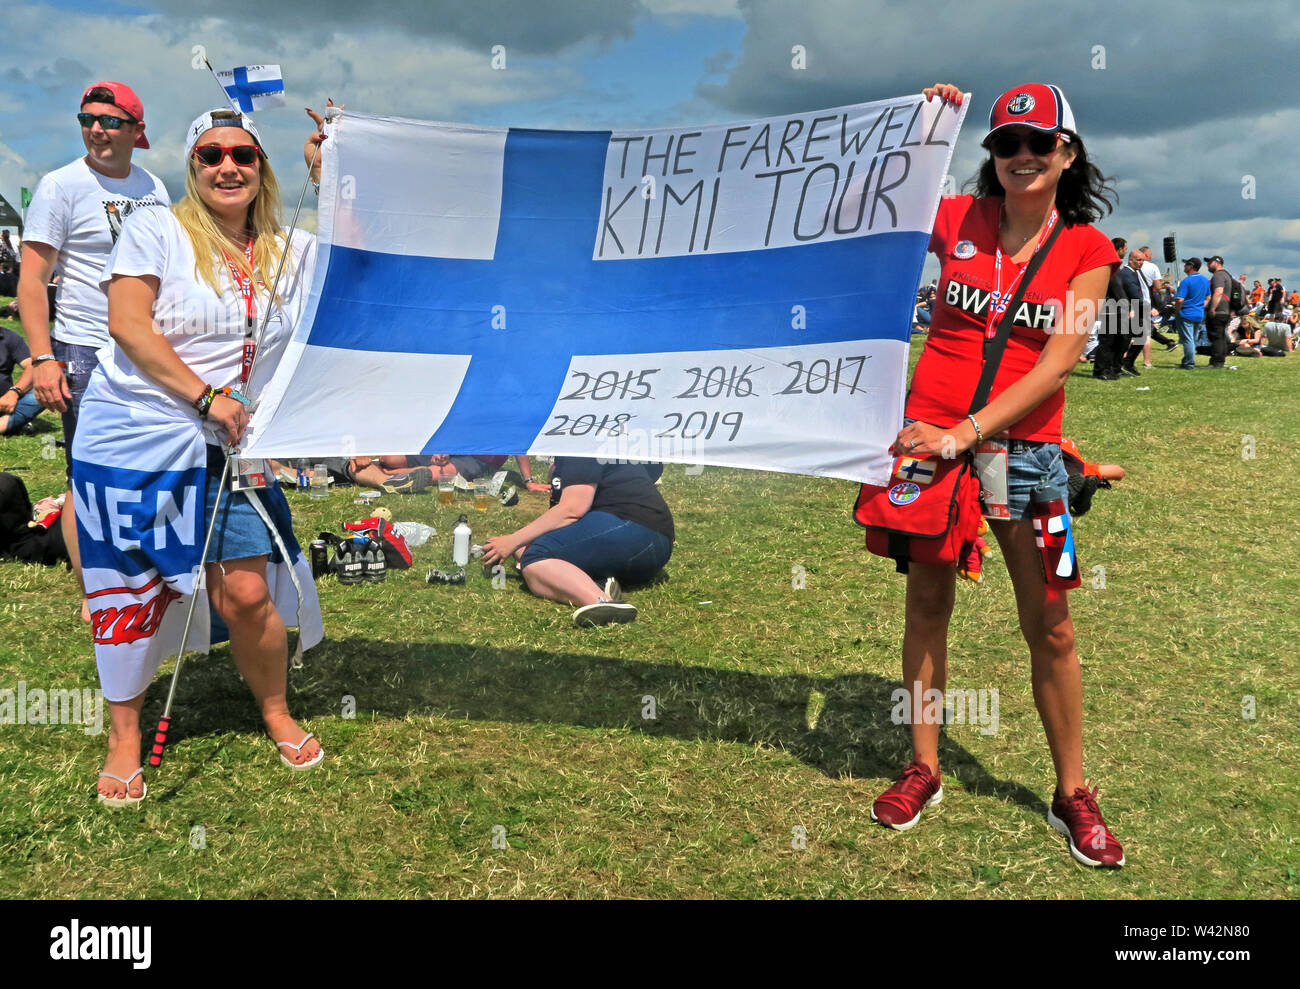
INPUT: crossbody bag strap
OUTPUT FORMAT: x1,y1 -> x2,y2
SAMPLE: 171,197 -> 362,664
969,218 -> 1065,415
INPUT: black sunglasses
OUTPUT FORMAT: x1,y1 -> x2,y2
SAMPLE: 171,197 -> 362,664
192,144 -> 260,167
77,112 -> 135,130
985,130 -> 1068,158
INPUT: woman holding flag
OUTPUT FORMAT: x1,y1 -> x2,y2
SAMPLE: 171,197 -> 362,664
867,83 -> 1126,867
74,107 -> 331,805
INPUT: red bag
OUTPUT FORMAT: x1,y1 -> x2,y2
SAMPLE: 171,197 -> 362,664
342,516 -> 413,569
853,453 -> 982,572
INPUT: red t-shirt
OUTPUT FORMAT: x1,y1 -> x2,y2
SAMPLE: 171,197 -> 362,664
905,195 -> 1117,442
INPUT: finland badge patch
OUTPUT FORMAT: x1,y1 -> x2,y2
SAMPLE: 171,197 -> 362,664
895,457 -> 936,485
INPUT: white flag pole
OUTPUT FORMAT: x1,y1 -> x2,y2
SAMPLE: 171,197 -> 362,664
203,57 -> 245,114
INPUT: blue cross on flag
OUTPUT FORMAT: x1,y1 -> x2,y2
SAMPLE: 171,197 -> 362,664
895,457 -> 936,484
215,64 -> 285,113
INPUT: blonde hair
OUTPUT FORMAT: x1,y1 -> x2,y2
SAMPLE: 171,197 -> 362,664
171,118 -> 286,299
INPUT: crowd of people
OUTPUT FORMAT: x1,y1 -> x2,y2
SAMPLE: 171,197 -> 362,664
7,72 -> 1297,871
914,242 -> 1298,371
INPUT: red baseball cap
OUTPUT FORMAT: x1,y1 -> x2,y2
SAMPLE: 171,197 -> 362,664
986,83 -> 1076,143
80,81 -> 150,149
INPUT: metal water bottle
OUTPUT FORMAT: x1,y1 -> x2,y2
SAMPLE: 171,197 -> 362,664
453,515 -> 471,567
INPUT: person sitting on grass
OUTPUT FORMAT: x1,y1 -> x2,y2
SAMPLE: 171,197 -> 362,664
0,326 -> 43,435
481,456 -> 673,627
1262,315 -> 1297,354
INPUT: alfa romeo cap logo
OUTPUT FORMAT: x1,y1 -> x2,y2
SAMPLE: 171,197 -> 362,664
1007,92 -> 1035,115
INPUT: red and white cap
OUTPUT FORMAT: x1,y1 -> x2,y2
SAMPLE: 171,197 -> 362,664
81,81 -> 150,149
986,83 -> 1076,141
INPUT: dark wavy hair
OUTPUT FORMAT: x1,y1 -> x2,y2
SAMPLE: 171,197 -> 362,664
964,129 -> 1116,225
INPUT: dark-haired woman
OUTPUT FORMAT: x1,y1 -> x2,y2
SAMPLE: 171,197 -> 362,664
868,83 -> 1125,867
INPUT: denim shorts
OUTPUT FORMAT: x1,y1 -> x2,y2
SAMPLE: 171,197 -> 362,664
205,449 -> 274,562
520,510 -> 672,584
53,340 -> 100,481
1002,438 -> 1068,519
903,417 -> 1067,521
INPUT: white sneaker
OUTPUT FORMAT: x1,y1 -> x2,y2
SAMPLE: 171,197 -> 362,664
573,600 -> 637,627
603,577 -> 624,602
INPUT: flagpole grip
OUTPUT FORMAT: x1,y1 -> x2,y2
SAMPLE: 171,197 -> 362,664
148,715 -> 171,767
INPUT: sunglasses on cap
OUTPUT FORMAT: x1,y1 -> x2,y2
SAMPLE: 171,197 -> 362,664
77,112 -> 135,130
985,129 -> 1070,158
192,144 -> 260,167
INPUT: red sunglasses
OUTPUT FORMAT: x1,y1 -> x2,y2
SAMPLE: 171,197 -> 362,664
192,143 -> 260,167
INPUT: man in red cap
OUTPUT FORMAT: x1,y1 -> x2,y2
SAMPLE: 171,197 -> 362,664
17,81 -> 170,621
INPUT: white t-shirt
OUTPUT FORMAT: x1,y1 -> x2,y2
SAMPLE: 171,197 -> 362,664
93,205 -> 316,445
1138,260 -> 1161,291
22,157 -> 170,349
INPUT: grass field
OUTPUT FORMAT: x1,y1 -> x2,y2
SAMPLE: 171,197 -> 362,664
1,298 -> 1296,899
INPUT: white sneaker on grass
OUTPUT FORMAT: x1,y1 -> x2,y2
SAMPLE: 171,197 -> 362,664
573,599 -> 637,627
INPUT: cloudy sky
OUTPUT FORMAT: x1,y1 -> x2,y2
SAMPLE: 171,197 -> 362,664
2,0 -> 1296,284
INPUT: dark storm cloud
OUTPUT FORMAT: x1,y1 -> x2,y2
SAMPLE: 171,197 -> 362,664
699,0 -> 1294,136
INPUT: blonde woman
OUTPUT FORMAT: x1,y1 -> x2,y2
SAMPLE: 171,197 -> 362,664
73,108 -> 329,805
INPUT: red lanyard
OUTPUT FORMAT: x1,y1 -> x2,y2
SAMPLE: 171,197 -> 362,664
222,238 -> 258,384
987,207 -> 1058,339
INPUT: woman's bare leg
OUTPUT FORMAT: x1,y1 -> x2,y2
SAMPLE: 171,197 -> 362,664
988,519 -> 1085,794
205,556 -> 320,765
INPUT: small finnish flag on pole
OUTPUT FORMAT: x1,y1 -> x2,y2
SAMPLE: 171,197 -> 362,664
213,64 -> 286,112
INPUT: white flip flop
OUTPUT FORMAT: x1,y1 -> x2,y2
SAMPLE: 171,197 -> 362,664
97,767 -> 147,808
276,732 -> 325,771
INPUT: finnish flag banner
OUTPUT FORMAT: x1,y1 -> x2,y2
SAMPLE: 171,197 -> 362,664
215,64 -> 286,112
245,94 -> 968,484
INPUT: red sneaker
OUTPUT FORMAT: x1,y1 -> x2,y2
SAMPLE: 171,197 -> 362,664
871,760 -> 942,831
1048,783 -> 1125,867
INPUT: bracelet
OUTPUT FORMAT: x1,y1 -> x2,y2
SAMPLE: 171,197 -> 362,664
193,385 -> 217,419
218,386 -> 251,407
32,354 -> 62,366
967,414 -> 984,442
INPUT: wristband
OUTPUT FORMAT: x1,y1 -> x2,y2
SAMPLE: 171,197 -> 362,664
6,386 -> 19,397
193,385 -> 217,419
218,387 -> 251,407
967,414 -> 984,443
32,354 -> 61,366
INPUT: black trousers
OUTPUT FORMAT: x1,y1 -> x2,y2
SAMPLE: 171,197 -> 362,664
1205,313 -> 1231,367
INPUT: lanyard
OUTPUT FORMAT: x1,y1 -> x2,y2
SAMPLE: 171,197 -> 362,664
987,207 -> 1058,340
222,238 -> 258,385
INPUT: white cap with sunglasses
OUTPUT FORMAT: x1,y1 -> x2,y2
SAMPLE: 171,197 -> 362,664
185,109 -> 265,159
